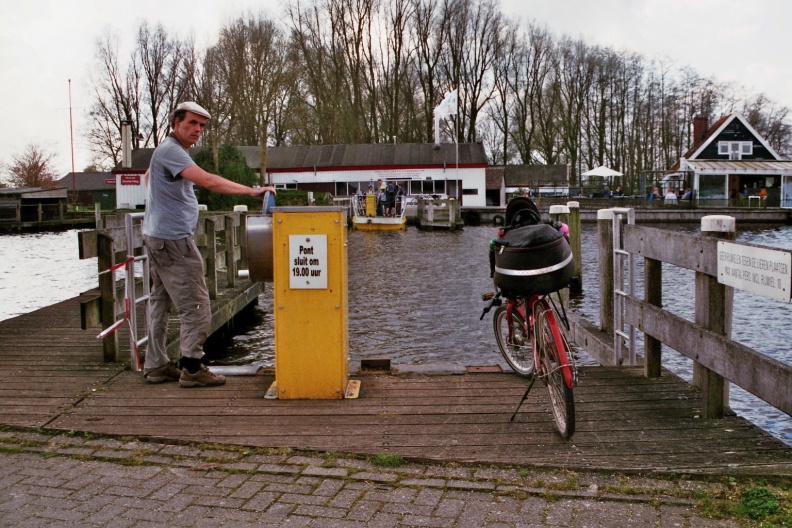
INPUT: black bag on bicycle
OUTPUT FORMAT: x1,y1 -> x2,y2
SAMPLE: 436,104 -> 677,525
492,223 -> 574,296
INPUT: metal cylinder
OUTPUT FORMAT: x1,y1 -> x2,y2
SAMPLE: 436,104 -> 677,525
246,215 -> 274,282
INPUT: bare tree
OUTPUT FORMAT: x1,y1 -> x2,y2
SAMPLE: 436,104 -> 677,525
555,37 -> 598,183
409,0 -> 450,143
86,23 -> 186,167
85,30 -> 141,168
377,0 -> 420,143
456,0 -> 503,143
288,0 -> 345,143
742,94 -> 792,158
136,22 -> 187,147
503,22 -> 555,164
82,3 -> 792,176
3,144 -> 58,188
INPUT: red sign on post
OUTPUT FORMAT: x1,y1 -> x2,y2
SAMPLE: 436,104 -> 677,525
120,175 -> 141,185
105,179 -> 116,185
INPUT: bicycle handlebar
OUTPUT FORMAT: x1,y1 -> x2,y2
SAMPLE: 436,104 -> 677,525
479,290 -> 502,320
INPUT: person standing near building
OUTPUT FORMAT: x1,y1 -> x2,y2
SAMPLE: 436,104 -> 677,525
142,101 -> 276,387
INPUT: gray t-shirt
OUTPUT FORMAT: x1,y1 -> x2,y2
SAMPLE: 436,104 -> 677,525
143,136 -> 199,239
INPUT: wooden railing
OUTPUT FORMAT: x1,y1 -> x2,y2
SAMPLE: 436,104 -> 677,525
573,215 -> 792,419
78,211 -> 258,363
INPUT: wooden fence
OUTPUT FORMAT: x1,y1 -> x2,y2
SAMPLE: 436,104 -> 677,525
568,214 -> 792,420
78,211 -> 261,363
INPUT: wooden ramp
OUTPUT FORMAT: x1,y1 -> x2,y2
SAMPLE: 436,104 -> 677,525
2,295 -> 791,477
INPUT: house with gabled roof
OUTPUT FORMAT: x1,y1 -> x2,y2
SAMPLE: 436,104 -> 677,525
673,114 -> 792,207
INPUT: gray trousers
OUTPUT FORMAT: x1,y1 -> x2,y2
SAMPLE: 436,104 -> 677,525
143,235 -> 211,371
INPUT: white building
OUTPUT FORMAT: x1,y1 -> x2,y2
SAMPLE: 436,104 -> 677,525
114,142 -> 489,209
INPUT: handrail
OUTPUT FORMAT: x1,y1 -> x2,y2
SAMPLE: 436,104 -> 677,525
80,210 -> 249,364
614,221 -> 792,417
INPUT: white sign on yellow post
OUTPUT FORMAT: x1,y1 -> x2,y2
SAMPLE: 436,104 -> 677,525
269,207 -> 357,399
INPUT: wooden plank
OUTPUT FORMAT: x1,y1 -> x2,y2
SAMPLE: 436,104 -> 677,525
2,296 -> 792,477
566,313 -> 614,366
80,295 -> 101,329
623,296 -> 792,415
623,224 -> 719,274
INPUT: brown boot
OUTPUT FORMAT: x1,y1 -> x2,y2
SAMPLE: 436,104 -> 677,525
179,365 -> 226,388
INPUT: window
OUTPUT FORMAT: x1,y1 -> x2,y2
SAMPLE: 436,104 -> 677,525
462,188 -> 479,195
718,141 -> 753,159
699,174 -> 727,200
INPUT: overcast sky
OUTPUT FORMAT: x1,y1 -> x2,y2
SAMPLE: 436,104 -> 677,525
1,0 -> 790,176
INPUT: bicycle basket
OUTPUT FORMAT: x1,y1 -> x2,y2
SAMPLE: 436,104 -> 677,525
492,224 -> 574,296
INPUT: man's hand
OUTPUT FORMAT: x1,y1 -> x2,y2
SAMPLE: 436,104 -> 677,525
250,186 -> 277,200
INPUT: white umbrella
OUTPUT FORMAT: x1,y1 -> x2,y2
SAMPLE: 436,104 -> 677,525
582,166 -> 622,177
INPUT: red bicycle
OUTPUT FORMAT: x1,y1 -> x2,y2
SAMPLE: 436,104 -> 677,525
481,197 -> 577,438
482,289 -> 576,438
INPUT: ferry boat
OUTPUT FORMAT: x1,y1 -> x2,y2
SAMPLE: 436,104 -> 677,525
351,193 -> 410,231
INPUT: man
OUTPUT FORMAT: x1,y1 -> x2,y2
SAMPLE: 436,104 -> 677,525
384,181 -> 397,216
142,101 -> 275,387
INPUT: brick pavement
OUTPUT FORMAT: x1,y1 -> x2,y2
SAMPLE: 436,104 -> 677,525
0,429 -> 745,527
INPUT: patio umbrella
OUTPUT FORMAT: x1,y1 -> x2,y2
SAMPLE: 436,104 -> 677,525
582,166 -> 622,177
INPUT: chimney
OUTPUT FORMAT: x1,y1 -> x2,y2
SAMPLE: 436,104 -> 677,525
692,115 -> 709,144
121,120 -> 133,169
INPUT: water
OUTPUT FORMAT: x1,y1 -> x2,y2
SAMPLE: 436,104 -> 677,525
0,230 -> 97,320
1,224 -> 790,446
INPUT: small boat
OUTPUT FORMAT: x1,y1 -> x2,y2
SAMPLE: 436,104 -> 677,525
351,193 -> 409,231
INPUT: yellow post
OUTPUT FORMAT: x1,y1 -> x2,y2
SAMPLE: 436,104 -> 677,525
271,207 -> 350,399
365,193 -> 376,217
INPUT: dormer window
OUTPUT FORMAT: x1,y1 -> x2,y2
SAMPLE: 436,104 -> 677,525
718,141 -> 753,160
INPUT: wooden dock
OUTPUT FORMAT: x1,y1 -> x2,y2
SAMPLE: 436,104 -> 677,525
2,294 -> 791,477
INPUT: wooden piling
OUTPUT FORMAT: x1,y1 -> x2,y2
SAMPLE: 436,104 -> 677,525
597,209 -> 614,337
566,201 -> 582,294
644,257 -> 662,378
97,233 -> 118,362
694,215 -> 735,419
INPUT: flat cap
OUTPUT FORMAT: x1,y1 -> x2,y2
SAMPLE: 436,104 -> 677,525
175,101 -> 211,120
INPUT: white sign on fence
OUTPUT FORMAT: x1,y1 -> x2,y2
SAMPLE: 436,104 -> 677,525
717,241 -> 792,302
289,234 -> 328,289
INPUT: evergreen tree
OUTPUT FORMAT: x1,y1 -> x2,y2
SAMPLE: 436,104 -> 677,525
193,144 -> 259,211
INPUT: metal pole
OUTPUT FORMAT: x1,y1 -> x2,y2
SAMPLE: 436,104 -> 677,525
455,116 -> 459,198
68,79 -> 76,205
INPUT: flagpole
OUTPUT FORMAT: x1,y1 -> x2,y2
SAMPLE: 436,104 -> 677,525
455,95 -> 459,199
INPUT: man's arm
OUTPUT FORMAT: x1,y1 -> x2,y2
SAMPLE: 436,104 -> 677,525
180,165 -> 275,199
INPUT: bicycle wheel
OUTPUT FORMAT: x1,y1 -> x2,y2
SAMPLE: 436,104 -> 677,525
493,304 -> 535,377
533,300 -> 575,438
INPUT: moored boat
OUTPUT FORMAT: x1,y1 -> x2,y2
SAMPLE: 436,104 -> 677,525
351,193 -> 409,231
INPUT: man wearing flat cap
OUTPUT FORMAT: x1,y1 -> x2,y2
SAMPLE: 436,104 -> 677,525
142,101 -> 275,387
